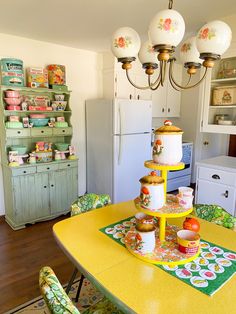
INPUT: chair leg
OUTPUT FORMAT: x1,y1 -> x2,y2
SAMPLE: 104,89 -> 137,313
65,267 -> 78,295
75,274 -> 85,303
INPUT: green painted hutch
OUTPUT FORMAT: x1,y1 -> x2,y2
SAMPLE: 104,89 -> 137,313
0,85 -> 78,230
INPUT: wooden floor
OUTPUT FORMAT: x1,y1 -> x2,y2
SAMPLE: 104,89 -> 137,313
0,214 -> 76,313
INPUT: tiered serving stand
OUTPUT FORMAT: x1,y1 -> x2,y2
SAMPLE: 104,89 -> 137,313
125,160 -> 200,266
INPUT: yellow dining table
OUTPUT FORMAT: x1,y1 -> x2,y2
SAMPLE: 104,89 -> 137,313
53,201 -> 236,314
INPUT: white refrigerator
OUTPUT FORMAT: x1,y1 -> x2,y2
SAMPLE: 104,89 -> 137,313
86,98 -> 152,203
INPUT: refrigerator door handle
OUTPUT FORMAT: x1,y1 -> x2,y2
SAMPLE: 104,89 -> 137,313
118,135 -> 123,165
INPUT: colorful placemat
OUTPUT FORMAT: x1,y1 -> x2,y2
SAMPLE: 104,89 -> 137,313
100,216 -> 236,296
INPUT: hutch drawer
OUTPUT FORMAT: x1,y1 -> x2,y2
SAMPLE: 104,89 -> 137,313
11,166 -> 37,176
59,161 -> 78,170
6,129 -> 30,138
53,127 -> 72,136
37,164 -> 59,173
31,127 -> 53,137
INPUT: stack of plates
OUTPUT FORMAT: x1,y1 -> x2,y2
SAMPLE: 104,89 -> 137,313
218,120 -> 234,125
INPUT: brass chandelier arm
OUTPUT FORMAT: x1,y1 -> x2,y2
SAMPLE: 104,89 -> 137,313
169,60 -> 209,90
125,69 -> 151,90
148,67 -> 162,90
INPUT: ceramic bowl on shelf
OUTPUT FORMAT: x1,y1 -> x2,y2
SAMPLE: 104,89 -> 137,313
4,97 -> 22,105
5,90 -> 20,98
6,105 -> 21,111
5,121 -> 23,128
29,118 -> 49,127
29,114 -> 47,119
51,101 -> 67,111
10,145 -> 27,154
54,121 -> 68,128
218,119 -> 234,125
54,94 -> 65,101
55,143 -> 69,151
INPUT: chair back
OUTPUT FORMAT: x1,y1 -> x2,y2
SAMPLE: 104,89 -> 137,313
70,193 -> 111,216
39,266 -> 80,314
193,204 -> 236,231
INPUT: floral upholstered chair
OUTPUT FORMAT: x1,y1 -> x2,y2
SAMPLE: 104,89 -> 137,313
193,204 -> 236,232
39,266 -> 123,314
67,193 -> 111,302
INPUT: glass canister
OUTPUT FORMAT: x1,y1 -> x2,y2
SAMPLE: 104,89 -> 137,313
47,64 -> 66,85
152,120 -> 183,165
1,58 -> 24,86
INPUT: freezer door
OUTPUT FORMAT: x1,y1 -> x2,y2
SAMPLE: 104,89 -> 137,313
113,99 -> 152,135
113,133 -> 152,203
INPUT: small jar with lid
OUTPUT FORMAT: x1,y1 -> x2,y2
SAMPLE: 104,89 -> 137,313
139,171 -> 164,210
152,120 -> 183,165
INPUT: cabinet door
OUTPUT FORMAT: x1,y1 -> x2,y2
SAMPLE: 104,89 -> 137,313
115,71 -> 135,99
166,63 -> 182,117
12,172 -> 50,223
151,83 -> 167,117
49,168 -> 78,214
134,74 -> 152,100
196,179 -> 235,216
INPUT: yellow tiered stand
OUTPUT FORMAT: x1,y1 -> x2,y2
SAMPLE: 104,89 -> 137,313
128,160 -> 200,266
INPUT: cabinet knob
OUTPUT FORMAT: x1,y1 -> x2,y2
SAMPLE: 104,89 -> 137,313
62,130 -> 65,133
212,174 -> 220,180
41,130 -> 44,133
47,167 -> 50,170
162,108 -> 164,113
203,141 -> 209,146
51,184 -> 54,187
23,170 -> 27,174
67,164 -> 71,167
43,185 -> 47,188
167,108 -> 170,113
17,131 -> 21,134
129,94 -> 132,100
137,95 -> 140,100
223,190 -> 228,198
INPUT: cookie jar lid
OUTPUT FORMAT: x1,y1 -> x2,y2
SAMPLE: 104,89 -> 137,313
139,171 -> 164,185
154,120 -> 183,135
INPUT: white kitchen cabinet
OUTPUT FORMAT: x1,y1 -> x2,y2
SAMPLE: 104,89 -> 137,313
152,63 -> 182,117
201,56 -> 236,135
195,156 -> 236,216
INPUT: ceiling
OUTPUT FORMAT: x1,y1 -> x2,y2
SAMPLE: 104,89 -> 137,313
0,0 -> 235,52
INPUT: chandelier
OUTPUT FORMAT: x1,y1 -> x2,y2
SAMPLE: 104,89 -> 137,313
111,0 -> 232,91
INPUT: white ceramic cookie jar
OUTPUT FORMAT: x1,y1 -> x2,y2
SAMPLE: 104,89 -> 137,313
139,171 -> 165,210
152,120 -> 183,165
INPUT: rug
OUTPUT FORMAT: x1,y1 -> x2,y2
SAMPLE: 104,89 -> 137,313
6,278 -> 104,314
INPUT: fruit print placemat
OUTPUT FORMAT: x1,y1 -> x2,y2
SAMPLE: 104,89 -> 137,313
100,216 -> 236,296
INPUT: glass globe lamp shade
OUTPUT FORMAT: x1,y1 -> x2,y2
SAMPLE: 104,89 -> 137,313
148,9 -> 185,48
138,40 -> 158,65
111,27 -> 141,59
180,37 -> 202,65
196,20 -> 232,57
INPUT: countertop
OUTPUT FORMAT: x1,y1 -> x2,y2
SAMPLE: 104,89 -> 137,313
196,155 -> 236,172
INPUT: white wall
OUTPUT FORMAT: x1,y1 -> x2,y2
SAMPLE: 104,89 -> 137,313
0,33 -> 103,215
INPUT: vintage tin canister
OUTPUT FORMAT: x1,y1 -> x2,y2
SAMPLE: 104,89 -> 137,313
153,120 -> 183,165
27,67 -> 48,88
1,58 -> 24,86
47,64 -> 66,86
